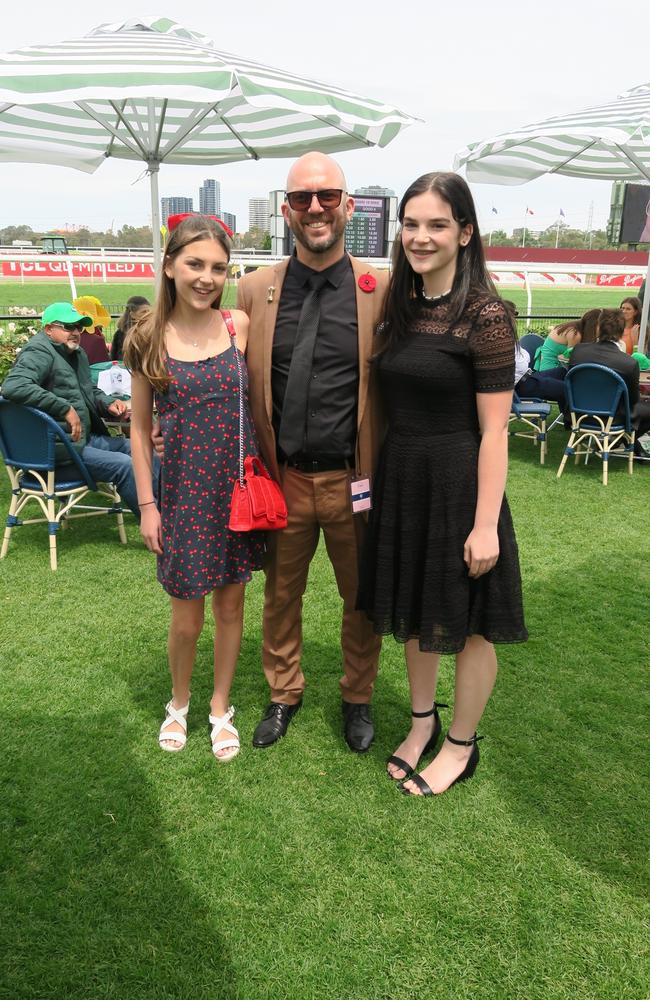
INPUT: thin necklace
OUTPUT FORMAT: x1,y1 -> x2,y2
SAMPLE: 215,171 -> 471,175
422,288 -> 452,302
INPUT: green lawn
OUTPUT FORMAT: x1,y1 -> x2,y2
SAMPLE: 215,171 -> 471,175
0,280 -> 631,321
0,433 -> 648,999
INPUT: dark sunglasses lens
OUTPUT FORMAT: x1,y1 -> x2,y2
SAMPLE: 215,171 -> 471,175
287,189 -> 343,210
64,324 -> 82,331
287,191 -> 312,210
317,189 -> 343,208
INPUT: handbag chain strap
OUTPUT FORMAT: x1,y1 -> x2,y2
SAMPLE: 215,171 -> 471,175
222,310 -> 245,488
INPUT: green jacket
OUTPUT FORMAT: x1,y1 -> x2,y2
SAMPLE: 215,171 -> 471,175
1,330 -> 117,452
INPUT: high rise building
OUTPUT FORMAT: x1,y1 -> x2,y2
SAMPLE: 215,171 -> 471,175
221,211 -> 236,234
199,178 -> 221,216
161,196 -> 193,227
249,198 -> 270,233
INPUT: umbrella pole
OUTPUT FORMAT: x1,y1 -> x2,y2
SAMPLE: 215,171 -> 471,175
638,251 -> 650,354
148,161 -> 162,278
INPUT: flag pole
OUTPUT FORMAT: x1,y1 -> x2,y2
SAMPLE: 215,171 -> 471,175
522,208 -> 527,248
555,218 -> 560,249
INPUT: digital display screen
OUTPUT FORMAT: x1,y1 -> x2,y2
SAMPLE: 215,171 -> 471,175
621,183 -> 650,244
345,197 -> 387,257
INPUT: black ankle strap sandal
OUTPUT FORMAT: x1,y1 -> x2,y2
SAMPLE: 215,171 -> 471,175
446,731 -> 484,746
411,701 -> 449,718
387,703 -> 448,781
399,730 -> 484,797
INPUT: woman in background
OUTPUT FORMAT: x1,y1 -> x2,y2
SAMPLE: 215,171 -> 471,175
111,295 -> 150,362
619,297 -> 643,355
73,295 -> 111,364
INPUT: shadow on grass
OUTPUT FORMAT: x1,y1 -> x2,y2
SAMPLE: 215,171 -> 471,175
0,709 -> 237,1000
489,547 -> 650,898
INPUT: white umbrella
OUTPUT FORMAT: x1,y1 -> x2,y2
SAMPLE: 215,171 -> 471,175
454,82 -> 650,350
0,15 -> 420,270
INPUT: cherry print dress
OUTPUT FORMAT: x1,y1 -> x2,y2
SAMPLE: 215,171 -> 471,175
156,339 -> 265,599
357,292 -> 527,653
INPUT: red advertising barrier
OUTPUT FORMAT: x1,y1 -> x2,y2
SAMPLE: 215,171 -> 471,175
0,260 -> 155,279
595,274 -> 643,288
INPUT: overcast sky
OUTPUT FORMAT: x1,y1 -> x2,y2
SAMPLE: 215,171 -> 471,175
1,0 -> 648,237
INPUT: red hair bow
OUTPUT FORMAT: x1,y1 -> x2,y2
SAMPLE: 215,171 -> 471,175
166,213 -> 234,239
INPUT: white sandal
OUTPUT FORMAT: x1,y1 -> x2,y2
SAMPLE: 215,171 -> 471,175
209,706 -> 240,762
158,700 -> 189,752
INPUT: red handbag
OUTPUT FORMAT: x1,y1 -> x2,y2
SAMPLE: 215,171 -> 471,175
228,455 -> 288,532
222,310 -> 288,533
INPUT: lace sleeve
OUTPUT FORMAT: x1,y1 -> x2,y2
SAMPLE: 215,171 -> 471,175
469,299 -> 516,392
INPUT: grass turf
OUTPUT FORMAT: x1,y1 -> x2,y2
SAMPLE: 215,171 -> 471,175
0,281 -> 632,320
0,431 -> 648,999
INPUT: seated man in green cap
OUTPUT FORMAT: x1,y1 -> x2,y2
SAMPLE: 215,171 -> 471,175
1,301 -> 156,517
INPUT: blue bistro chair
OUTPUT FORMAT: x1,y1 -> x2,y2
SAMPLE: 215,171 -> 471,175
519,333 -> 545,368
0,398 -> 127,570
509,390 -> 552,464
556,364 -> 635,486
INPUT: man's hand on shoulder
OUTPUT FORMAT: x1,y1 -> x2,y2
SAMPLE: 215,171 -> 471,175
65,406 -> 82,442
151,419 -> 164,458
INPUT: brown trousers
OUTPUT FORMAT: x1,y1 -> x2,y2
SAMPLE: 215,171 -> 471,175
262,466 -> 381,705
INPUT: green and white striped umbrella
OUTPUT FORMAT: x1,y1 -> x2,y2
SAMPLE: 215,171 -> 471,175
454,82 -> 650,350
0,15 -> 419,267
454,82 -> 650,184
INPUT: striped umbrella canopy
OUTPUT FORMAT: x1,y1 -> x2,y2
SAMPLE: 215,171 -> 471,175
0,15 -> 419,268
454,82 -> 650,349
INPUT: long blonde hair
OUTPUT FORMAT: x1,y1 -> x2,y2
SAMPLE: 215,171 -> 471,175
124,215 -> 231,392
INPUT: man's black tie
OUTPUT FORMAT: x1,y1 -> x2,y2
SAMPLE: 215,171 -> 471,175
278,272 -> 327,458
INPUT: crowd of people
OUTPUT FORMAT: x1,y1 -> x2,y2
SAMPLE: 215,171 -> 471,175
3,151 -> 647,794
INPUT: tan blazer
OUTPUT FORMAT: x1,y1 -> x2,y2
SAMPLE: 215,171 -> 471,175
237,255 -> 388,482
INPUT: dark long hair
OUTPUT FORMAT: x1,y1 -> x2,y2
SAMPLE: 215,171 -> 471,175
381,172 -> 496,350
124,215 -> 231,392
620,296 -> 642,326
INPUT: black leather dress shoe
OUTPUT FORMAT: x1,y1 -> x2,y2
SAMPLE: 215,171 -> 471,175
252,701 -> 302,747
342,702 -> 374,753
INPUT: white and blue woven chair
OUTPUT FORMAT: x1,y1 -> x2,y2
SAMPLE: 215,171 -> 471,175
0,397 -> 127,570
556,364 -> 635,486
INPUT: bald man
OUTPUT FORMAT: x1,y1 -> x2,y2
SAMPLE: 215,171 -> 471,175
238,153 -> 388,751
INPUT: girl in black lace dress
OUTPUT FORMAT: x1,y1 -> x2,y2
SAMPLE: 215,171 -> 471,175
357,173 -> 527,796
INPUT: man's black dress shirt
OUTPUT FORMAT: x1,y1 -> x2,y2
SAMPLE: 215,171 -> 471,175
272,253 -> 358,458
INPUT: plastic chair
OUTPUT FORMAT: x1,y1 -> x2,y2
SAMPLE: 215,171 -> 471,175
509,390 -> 552,464
0,398 -> 127,570
556,364 -> 635,485
519,333 -> 544,368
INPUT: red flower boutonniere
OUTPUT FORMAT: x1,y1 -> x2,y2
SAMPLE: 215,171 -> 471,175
358,273 -> 376,293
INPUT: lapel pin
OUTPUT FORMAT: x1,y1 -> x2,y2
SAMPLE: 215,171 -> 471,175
267,286 -> 276,303
358,273 -> 376,293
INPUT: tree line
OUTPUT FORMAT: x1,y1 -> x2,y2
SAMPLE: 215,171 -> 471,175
0,223 -> 620,252
484,225 -> 612,250
0,224 -> 272,250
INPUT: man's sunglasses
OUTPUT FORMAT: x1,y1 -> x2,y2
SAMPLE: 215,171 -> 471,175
285,189 -> 344,211
50,322 -> 84,332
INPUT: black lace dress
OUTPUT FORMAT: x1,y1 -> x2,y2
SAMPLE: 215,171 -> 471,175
357,293 -> 527,653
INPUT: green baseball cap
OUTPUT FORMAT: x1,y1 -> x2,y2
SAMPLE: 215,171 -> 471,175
41,302 -> 93,328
